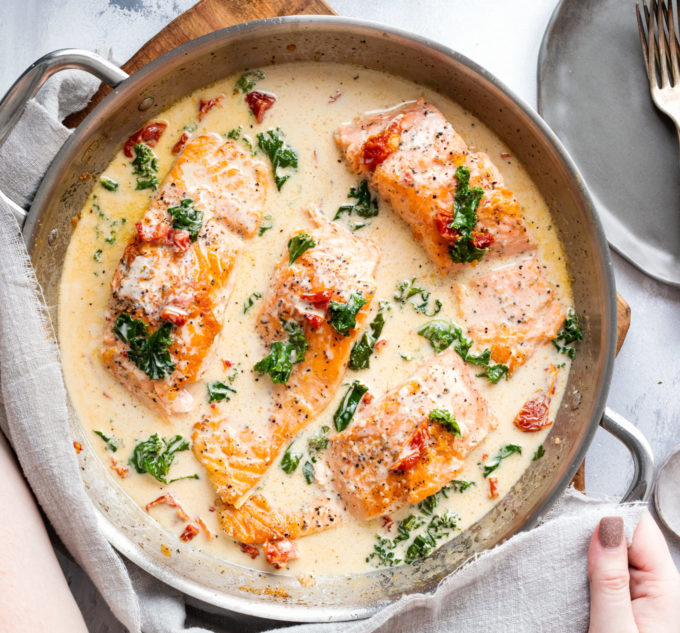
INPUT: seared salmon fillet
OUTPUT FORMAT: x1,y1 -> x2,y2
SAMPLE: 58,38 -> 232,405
455,256 -> 566,371
326,349 -> 497,521
216,494 -> 340,545
102,135 -> 268,417
193,208 -> 380,505
334,98 -> 536,273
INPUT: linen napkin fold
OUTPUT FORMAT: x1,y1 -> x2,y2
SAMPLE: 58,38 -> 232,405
0,73 -> 645,633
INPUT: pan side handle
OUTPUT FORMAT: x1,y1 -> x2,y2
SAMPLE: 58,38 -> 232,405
0,49 -> 129,224
601,407 -> 655,503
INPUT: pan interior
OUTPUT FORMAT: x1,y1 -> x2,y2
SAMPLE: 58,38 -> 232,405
24,17 -> 615,621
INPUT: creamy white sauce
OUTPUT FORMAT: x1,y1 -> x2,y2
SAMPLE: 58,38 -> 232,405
58,62 -> 573,578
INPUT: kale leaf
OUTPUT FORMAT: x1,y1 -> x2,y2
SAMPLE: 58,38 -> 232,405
129,434 -> 197,483
328,292 -> 366,336
349,301 -> 388,369
167,198 -> 203,241
257,127 -> 298,190
333,380 -> 369,432
131,143 -> 159,190
113,313 -> 175,380
288,233 -> 316,264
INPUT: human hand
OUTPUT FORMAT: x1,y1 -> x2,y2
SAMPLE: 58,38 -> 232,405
588,510 -> 680,633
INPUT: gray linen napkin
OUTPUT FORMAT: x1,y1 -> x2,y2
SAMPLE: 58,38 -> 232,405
0,73 -> 645,633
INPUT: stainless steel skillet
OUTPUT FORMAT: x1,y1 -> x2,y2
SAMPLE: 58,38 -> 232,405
0,16 -> 654,623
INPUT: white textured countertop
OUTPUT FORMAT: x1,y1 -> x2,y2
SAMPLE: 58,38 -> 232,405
3,0 -> 679,629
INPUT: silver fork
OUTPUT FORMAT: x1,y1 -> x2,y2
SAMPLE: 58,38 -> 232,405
636,0 -> 680,151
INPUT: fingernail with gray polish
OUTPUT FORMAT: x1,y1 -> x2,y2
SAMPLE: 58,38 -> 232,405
599,516 -> 624,548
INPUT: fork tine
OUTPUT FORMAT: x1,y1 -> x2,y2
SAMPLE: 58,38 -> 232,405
637,2 -> 650,72
669,0 -> 680,84
648,0 -> 660,86
658,0 -> 671,87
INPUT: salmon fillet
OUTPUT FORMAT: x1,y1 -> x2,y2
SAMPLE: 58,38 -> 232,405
102,135 -> 268,417
334,98 -> 536,273
455,256 -> 566,371
216,494 -> 340,545
193,208 -> 380,506
326,349 -> 497,521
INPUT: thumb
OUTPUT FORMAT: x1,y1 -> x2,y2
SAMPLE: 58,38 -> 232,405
587,516 -> 637,633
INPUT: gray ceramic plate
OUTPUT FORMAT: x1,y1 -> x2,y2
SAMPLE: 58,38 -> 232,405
538,0 -> 680,286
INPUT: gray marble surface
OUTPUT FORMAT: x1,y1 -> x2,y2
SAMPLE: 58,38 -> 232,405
3,0 -> 680,630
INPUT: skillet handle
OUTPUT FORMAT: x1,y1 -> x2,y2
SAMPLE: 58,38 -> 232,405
0,49 -> 128,224
600,407 -> 654,503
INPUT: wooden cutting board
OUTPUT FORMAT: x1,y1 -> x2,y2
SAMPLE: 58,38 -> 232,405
66,0 -> 631,491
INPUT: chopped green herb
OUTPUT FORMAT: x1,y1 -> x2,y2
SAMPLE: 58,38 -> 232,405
418,493 -> 439,516
366,514 -> 425,567
328,292 -> 366,336
280,442 -> 301,474
112,313 -> 175,380
288,233 -> 316,264
333,380 -> 368,432
207,381 -> 237,403
243,291 -> 262,314
428,408 -> 461,437
253,319 -> 308,385
93,430 -> 120,452
234,69 -> 265,93
225,126 -> 255,153
449,479 -> 476,493
307,425 -> 331,453
417,319 -> 456,354
93,249 -> 103,263
404,511 -> 460,564
417,319 -> 509,383
394,278 -> 442,317
400,353 -> 413,361
349,301 -> 389,369
129,434 -> 197,484
334,180 -> 379,228
553,309 -> 583,359
302,460 -> 315,484
131,143 -> 159,190
257,128 -> 298,190
100,177 -> 119,191
482,444 -> 522,477
258,214 -> 273,236
183,121 -> 197,132
447,165 -> 488,263
532,444 -> 545,461
167,198 -> 203,241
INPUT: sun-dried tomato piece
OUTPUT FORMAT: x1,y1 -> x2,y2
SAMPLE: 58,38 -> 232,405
435,212 -> 459,241
302,313 -> 324,329
389,418 -> 430,472
362,119 -> 402,170
123,121 -> 167,158
240,543 -> 260,559
381,515 -> 394,532
488,476 -> 499,499
198,95 -> 224,121
136,221 -> 171,243
110,457 -> 129,478
145,493 -> 191,522
514,364 -> 558,432
179,524 -> 199,542
300,289 -> 333,309
161,304 -> 189,327
263,538 -> 298,569
171,229 -> 192,252
172,132 -> 189,154
472,231 -> 494,250
245,90 -> 276,123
